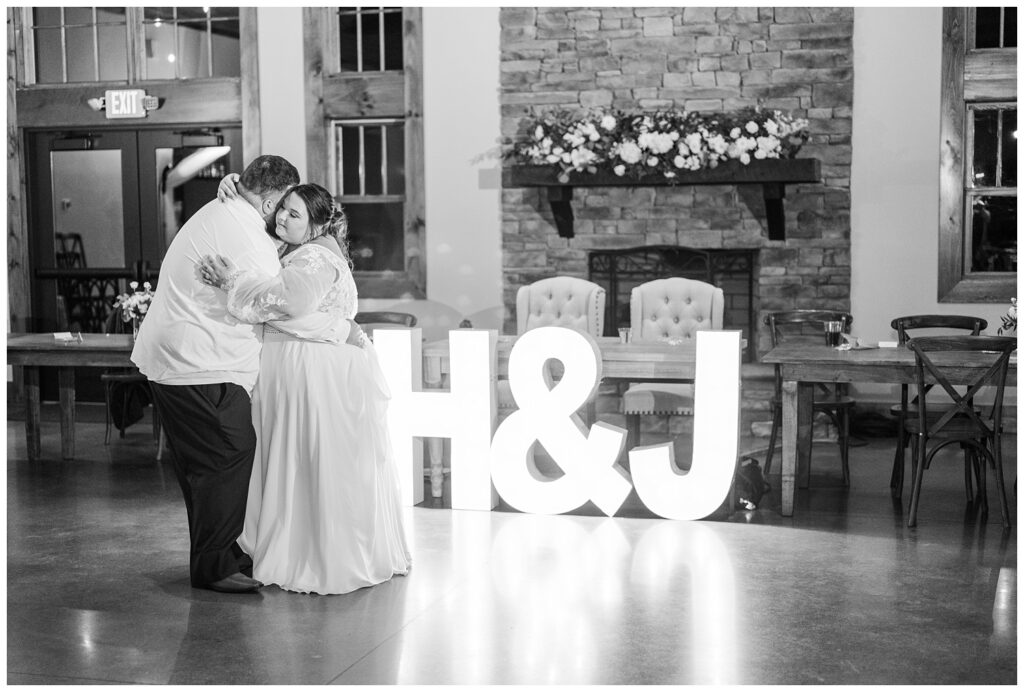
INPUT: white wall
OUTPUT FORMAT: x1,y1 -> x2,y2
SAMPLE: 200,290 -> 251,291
256,8 -> 307,174
422,8 -> 503,316
851,8 -> 1010,343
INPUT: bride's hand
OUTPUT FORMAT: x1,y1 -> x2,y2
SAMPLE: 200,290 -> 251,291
217,173 -> 241,202
198,254 -> 237,289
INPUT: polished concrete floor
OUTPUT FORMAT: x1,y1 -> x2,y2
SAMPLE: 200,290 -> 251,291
6,403 -> 1018,684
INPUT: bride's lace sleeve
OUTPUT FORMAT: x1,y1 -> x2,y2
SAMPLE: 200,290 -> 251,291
223,248 -> 335,324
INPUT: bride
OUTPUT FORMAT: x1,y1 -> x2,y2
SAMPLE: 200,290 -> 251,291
198,182 -> 411,595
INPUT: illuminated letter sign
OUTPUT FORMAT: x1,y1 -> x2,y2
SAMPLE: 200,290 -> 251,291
372,327 -> 741,521
374,328 -> 498,510
489,327 -> 631,516
629,330 -> 741,520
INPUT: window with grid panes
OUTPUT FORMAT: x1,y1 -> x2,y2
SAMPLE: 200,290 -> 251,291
332,119 -> 406,271
938,7 -> 1018,301
332,8 -> 405,271
16,7 -> 240,85
336,7 -> 403,72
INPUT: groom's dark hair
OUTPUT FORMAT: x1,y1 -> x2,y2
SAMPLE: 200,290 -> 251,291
239,155 -> 300,197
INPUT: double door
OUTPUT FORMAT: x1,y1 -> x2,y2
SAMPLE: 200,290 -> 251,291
25,126 -> 243,399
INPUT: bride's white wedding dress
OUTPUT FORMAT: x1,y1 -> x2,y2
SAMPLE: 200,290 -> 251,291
224,242 -> 411,594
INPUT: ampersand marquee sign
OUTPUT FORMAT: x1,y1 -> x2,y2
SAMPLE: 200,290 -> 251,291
373,327 -> 741,521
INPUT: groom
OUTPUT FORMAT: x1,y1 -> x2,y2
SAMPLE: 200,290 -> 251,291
132,155 -> 300,593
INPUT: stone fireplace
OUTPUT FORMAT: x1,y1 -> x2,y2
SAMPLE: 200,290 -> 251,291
499,7 -> 854,359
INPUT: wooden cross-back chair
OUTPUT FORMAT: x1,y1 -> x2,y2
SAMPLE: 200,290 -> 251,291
904,335 -> 1016,528
888,315 -> 987,499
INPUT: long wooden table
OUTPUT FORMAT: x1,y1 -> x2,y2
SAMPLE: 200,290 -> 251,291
8,332 -> 136,461
761,342 -> 1017,517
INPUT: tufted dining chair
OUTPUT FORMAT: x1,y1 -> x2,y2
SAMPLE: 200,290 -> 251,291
622,278 -> 724,446
499,277 -> 606,413
516,276 -> 605,337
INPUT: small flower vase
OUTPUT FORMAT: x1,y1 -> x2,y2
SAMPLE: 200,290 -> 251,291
131,317 -> 140,342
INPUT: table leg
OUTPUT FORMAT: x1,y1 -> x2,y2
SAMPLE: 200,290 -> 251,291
780,380 -> 813,516
23,366 -> 41,461
424,361 -> 448,499
58,366 -> 76,460
428,438 -> 444,498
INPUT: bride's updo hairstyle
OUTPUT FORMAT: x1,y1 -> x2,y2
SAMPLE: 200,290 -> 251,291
273,183 -> 350,260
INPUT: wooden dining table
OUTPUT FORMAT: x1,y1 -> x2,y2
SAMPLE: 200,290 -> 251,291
761,342 -> 1017,517
7,332 -> 136,461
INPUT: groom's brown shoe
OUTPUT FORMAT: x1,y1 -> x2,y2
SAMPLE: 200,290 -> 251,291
208,572 -> 263,593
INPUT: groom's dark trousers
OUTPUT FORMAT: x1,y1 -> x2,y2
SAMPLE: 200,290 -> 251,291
149,381 -> 257,587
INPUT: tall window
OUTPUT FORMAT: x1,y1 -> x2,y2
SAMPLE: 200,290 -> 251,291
16,7 -> 240,85
305,7 -> 424,298
331,119 -> 406,271
938,7 -> 1017,302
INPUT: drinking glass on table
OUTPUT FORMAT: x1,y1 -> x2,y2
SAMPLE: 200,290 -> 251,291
824,320 -> 844,347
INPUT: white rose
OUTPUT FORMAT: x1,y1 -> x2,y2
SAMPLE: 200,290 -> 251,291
685,132 -> 703,152
764,119 -> 779,136
664,171 -> 676,178
601,115 -> 617,131
730,127 -> 741,139
647,156 -> 659,167
535,125 -> 545,140
740,152 -> 751,164
745,121 -> 759,134
561,153 -> 572,163
613,164 -> 626,176
674,155 -> 686,168
618,141 -> 642,164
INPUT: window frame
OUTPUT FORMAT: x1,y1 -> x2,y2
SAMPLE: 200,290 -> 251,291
16,7 -> 243,86
938,7 -> 1017,302
303,7 -> 425,299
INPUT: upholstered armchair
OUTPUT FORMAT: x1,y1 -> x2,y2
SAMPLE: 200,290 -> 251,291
516,276 -> 605,337
500,277 -> 606,412
622,277 -> 724,445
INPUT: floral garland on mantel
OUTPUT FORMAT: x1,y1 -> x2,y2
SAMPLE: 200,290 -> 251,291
508,107 -> 810,183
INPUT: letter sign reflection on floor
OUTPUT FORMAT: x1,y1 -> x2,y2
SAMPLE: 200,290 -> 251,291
629,330 -> 741,520
489,327 -> 631,516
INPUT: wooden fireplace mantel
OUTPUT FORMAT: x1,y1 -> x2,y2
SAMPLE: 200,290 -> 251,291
504,158 -> 822,240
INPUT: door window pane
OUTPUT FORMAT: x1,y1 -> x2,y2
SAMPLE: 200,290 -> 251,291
50,149 -> 125,267
337,7 -> 403,72
345,203 -> 405,271
970,106 -> 1016,188
975,7 -> 1017,49
1002,109 -> 1017,187
970,195 -> 1017,272
972,109 -> 1000,187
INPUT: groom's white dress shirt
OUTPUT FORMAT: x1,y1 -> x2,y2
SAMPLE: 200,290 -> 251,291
132,196 -> 281,394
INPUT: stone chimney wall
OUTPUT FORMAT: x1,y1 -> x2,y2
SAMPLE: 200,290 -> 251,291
500,7 -> 854,354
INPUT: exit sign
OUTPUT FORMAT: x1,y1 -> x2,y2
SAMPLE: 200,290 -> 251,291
105,89 -> 148,119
